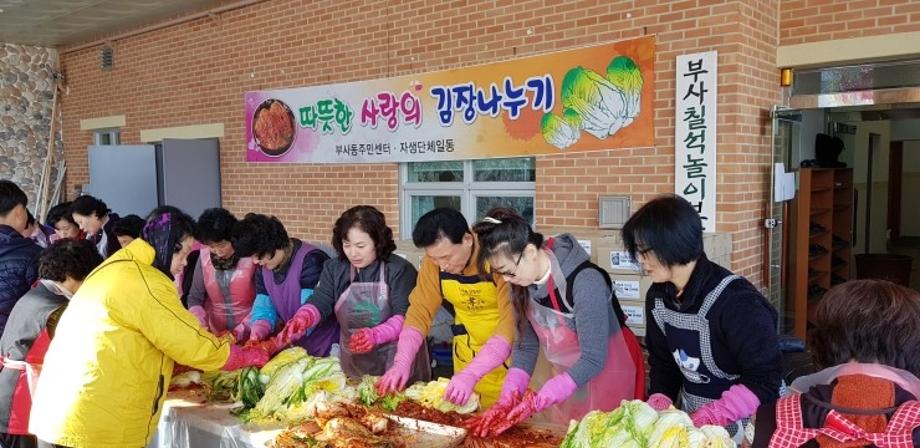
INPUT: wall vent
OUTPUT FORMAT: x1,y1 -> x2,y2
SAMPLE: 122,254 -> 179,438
100,46 -> 114,71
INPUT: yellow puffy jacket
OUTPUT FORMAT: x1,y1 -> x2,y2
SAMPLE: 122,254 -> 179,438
29,239 -> 231,448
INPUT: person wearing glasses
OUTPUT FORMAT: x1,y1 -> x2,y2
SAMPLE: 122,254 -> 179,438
623,195 -> 782,440
376,208 -> 515,408
469,208 -> 645,434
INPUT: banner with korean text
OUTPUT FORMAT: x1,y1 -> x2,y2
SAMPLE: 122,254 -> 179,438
245,37 -> 655,163
675,50 -> 717,232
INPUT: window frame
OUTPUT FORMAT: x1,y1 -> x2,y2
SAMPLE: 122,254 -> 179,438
93,128 -> 121,146
399,158 -> 536,237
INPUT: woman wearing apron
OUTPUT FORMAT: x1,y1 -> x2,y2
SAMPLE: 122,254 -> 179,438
231,213 -> 336,356
750,280 -> 920,448
377,208 -> 516,408
470,208 -> 644,435
307,206 -> 429,381
622,195 -> 782,439
186,208 -> 257,340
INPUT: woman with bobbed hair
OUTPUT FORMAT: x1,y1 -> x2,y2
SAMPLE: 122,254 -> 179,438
307,205 -> 430,381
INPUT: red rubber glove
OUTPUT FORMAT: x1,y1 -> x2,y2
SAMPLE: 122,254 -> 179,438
348,328 -> 375,354
280,304 -> 320,344
221,344 -> 269,371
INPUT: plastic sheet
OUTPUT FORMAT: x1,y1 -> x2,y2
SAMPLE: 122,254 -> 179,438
151,390 -> 284,448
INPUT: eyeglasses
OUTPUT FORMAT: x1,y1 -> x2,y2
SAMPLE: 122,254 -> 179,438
494,251 -> 525,277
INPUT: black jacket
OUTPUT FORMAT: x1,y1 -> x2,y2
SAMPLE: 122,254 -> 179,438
0,225 -> 42,336
86,213 -> 121,259
645,254 -> 783,405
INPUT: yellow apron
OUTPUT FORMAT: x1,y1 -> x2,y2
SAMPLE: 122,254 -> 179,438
439,271 -> 508,408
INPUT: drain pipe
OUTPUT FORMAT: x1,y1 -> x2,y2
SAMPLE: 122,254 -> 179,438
62,0 -> 266,54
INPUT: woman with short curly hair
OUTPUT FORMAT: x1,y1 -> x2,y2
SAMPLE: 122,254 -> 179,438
308,205 -> 430,381
0,239 -> 103,448
231,213 -> 334,356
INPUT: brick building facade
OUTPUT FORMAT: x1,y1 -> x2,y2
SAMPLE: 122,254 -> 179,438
57,0 -> 916,290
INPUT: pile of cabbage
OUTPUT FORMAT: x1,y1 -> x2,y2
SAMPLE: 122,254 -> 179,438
202,347 -> 354,423
356,376 -> 480,415
356,375 -> 406,412
404,377 -> 480,414
560,400 -> 735,448
198,347 -> 484,425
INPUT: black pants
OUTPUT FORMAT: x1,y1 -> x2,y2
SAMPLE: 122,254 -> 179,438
0,433 -> 37,448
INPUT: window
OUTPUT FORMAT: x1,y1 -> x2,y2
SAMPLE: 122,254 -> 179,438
93,128 -> 121,145
400,157 -> 535,236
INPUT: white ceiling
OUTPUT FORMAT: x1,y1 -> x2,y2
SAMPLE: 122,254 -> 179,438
0,0 -> 221,48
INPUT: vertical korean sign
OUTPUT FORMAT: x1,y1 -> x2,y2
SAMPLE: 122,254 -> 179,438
675,51 -> 717,232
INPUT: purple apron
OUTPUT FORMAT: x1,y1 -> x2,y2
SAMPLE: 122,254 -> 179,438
262,241 -> 339,356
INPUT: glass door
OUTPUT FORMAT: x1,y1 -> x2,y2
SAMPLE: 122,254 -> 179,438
770,107 -> 802,335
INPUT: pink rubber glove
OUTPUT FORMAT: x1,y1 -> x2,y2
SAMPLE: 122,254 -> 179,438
377,327 -> 424,395
221,344 -> 270,371
188,305 -> 209,329
648,393 -> 674,411
248,319 -> 273,342
280,304 -> 320,344
691,384 -> 761,427
349,315 -> 405,354
504,372 -> 578,425
232,322 -> 249,341
497,367 -> 531,407
369,314 -> 405,345
444,336 -> 511,406
533,372 -> 578,411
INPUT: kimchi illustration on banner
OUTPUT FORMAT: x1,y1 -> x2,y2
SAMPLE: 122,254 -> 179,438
244,36 -> 655,164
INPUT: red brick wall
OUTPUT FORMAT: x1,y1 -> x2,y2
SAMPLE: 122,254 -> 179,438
60,0 -> 780,286
780,0 -> 920,45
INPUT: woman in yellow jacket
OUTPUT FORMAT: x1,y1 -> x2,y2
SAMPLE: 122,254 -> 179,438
29,206 -> 269,448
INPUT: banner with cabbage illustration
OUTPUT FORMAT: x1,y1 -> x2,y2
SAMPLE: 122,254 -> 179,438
245,37 -> 655,163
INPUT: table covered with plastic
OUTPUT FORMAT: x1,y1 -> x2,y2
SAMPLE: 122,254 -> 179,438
148,389 -> 283,448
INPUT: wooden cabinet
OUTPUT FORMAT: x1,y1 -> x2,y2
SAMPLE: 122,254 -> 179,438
790,168 -> 853,341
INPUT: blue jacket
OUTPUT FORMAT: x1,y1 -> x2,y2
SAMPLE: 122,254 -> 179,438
0,225 -> 42,335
